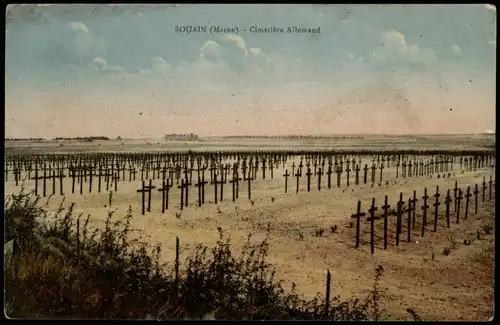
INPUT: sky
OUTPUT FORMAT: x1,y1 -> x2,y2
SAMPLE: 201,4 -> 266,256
5,4 -> 497,138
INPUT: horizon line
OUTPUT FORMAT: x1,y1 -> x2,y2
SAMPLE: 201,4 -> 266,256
5,132 -> 496,140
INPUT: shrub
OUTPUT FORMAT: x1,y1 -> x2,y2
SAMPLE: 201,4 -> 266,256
4,190 -> 390,320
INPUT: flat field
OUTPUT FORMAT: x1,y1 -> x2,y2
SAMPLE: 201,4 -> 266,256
4,135 -> 495,321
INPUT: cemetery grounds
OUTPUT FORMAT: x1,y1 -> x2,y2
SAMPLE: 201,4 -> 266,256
4,134 -> 495,321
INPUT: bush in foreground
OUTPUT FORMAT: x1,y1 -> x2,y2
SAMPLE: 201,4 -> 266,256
4,189 -> 412,320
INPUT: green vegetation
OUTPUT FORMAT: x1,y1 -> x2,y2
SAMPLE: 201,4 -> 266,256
4,189 -> 420,320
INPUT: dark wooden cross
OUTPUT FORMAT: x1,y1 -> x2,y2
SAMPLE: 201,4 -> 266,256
178,178 -> 189,209
464,186 -> 472,220
395,193 -> 404,246
379,163 -> 384,183
54,169 -> 66,196
317,167 -> 323,191
306,167 -> 312,192
217,170 -> 225,202
453,181 -> 459,212
473,184 -> 479,214
157,179 -> 172,213
345,165 -> 351,187
406,197 -> 412,243
327,165 -> 333,189
489,176 -> 493,201
293,169 -> 300,193
283,169 -> 290,193
421,187 -> 429,237
137,180 -> 153,215
261,159 -> 267,180
49,168 -> 58,195
40,165 -> 49,197
444,189 -> 452,228
482,177 -> 487,203
336,166 -> 342,188
229,172 -> 238,202
351,200 -> 366,249
354,164 -> 360,186
12,166 -> 21,186
381,195 -> 391,250
456,189 -> 463,224
244,171 -> 253,200
433,186 -> 440,232
363,164 -> 369,184
4,163 -> 9,182
367,198 -> 378,255
370,163 -> 376,184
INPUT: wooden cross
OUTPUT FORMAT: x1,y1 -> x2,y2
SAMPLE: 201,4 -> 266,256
305,167 -> 312,192
421,187 -> 429,237
33,167 -> 48,197
335,166 -> 342,188
433,186 -> 440,232
137,180 -> 148,215
323,165 -> 331,189
261,159 -> 267,180
177,178 -> 189,210
395,193 -> 404,246
295,170 -> 301,193
473,184 -> 480,214
112,171 -> 120,192
363,164 -> 368,184
54,169 -> 66,196
464,186 -> 472,220
489,176 -> 493,201
86,167 -> 94,193
228,172 -> 238,202
4,163 -> 9,182
217,170 -> 225,202
12,167 -> 22,186
367,198 -> 378,255
157,179 -> 172,213
317,167 -> 323,191
453,181 -> 459,212
456,189 -> 463,224
370,163 -> 376,183
283,169 -> 290,193
351,201 -> 366,249
379,163 -> 384,183
381,195 -> 391,250
444,189 -> 452,228
345,165 -> 351,187
482,177 -> 487,203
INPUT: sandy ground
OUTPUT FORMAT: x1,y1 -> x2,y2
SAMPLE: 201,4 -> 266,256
4,153 -> 494,321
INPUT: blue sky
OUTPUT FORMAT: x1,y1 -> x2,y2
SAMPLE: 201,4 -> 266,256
5,4 -> 497,138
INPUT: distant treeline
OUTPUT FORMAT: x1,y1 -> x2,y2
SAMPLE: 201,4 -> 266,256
219,135 -> 365,140
53,136 -> 110,141
5,138 -> 46,141
165,133 -> 200,141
